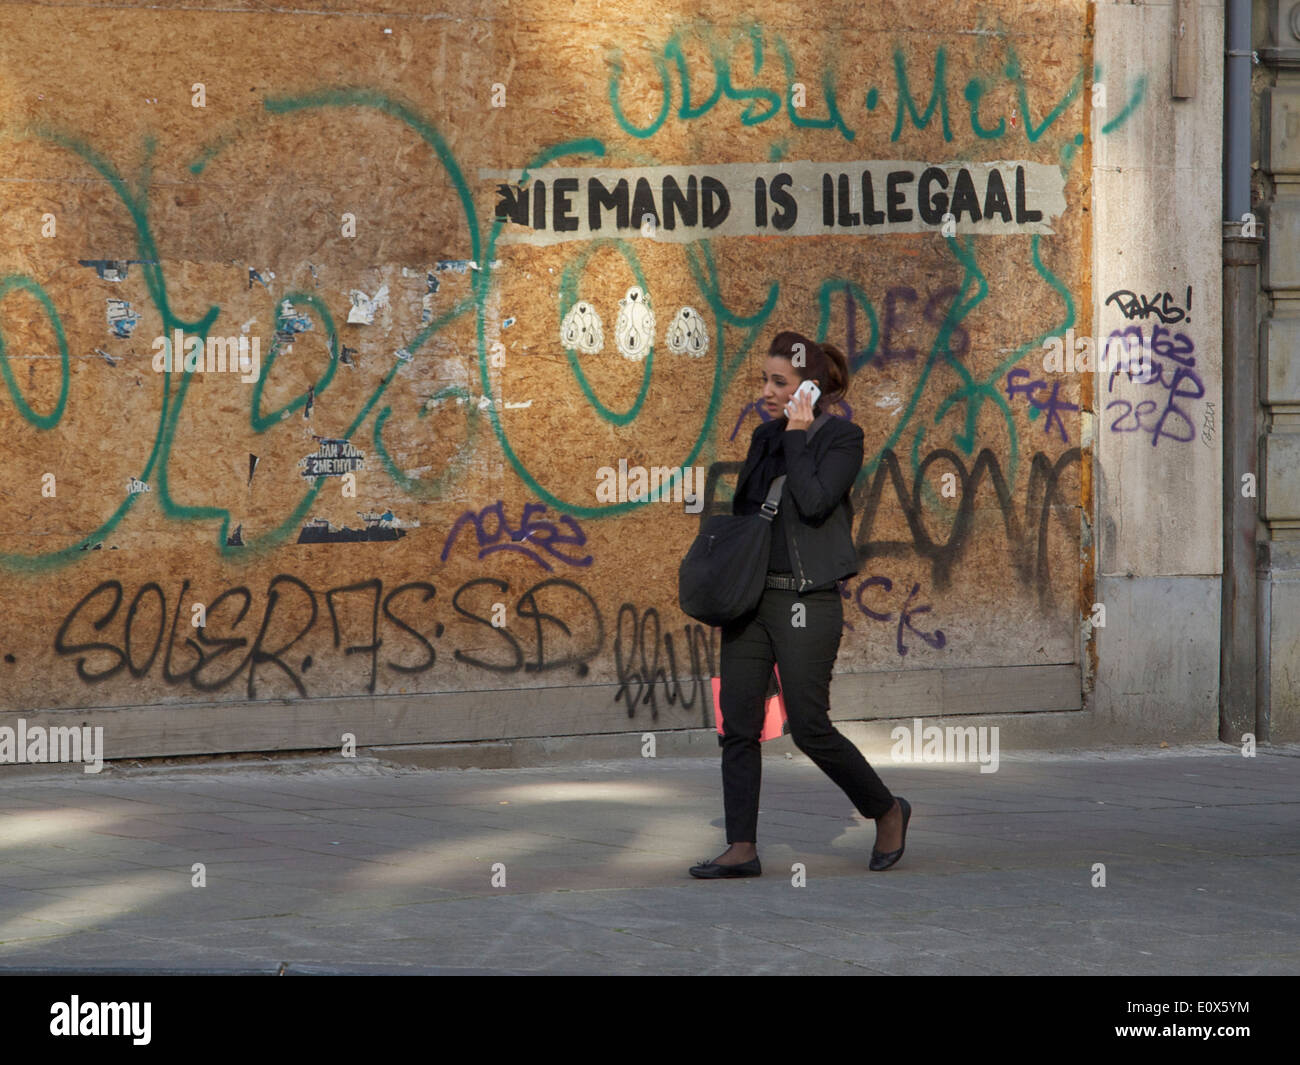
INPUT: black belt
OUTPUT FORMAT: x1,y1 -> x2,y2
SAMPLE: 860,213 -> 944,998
764,574 -> 798,590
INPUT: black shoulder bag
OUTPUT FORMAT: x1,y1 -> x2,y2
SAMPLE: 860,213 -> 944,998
677,414 -> 828,626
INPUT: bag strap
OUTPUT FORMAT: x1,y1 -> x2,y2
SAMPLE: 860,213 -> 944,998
760,474 -> 787,520
759,413 -> 833,521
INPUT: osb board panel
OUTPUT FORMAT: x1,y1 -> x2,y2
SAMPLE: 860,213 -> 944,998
0,2 -> 1101,745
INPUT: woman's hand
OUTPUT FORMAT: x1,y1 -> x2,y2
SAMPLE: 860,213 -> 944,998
784,387 -> 814,431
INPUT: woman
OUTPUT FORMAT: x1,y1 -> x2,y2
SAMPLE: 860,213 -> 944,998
689,331 -> 912,878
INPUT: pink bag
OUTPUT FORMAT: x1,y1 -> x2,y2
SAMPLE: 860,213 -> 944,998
712,665 -> 789,742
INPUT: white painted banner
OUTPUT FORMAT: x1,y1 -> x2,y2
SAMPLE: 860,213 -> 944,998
479,159 -> 1067,245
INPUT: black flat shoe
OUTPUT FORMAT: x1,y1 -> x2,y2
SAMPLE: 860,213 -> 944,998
869,796 -> 911,871
689,856 -> 762,879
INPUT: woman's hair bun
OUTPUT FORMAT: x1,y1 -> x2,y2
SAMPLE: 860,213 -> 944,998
769,331 -> 849,407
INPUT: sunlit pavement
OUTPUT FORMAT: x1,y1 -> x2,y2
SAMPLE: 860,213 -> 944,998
0,745 -> 1296,975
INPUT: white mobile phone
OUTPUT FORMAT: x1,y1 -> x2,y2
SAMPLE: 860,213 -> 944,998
787,379 -> 820,414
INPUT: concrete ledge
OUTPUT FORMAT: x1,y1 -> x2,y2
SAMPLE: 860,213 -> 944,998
0,661 -> 1082,761
364,705 -> 1234,771
0,700 -> 1236,775
370,729 -> 724,769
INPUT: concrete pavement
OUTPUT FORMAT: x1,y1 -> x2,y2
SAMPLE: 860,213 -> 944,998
0,743 -> 1296,975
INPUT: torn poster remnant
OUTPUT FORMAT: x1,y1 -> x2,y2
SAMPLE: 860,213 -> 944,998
296,510 -> 418,544
106,299 -> 139,338
80,259 -> 155,282
401,269 -> 439,323
435,259 -> 500,273
275,300 -> 312,342
347,284 -> 390,325
299,438 -> 365,479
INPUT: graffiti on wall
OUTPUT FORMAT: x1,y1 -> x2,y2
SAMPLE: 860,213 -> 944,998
0,20 -> 1148,706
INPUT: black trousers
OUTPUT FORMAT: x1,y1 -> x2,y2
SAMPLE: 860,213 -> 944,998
718,585 -> 894,842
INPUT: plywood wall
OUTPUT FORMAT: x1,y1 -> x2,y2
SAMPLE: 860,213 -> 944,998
0,0 -> 1109,747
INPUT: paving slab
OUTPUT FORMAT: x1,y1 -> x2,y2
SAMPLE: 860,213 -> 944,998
0,743 -> 1296,974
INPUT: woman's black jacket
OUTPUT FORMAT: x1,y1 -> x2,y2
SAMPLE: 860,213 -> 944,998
732,413 -> 865,593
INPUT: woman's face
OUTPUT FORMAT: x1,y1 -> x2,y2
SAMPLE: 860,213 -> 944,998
761,355 -> 802,418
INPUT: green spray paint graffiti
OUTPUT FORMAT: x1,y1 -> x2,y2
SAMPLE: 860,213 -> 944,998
0,275 -> 70,430
0,96 -> 479,572
604,26 -> 1145,149
0,34 -> 1145,571
599,24 -> 1144,499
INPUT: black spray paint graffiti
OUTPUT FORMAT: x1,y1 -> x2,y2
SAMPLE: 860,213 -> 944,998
449,577 -> 602,676
1104,324 -> 1204,447
851,448 -> 1081,607
1104,287 -> 1191,324
700,447 -> 1080,609
55,575 -> 715,719
613,605 -> 717,726
54,577 -> 440,697
441,501 -> 593,570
